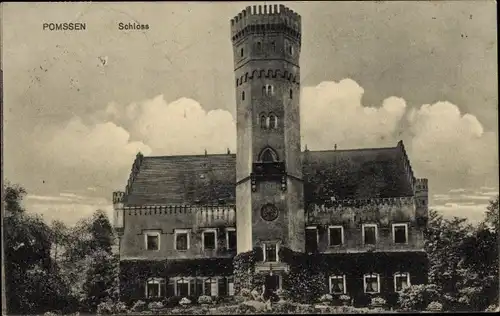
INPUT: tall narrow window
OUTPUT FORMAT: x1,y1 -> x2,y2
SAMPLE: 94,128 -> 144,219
226,228 -> 237,251
175,229 -> 190,251
329,275 -> 346,294
394,273 -> 411,292
263,243 -> 278,262
328,226 -> 344,246
241,91 -> 245,101
289,89 -> 293,99
364,274 -> 380,294
240,47 -> 244,57
362,224 -> 378,245
144,231 -> 160,251
392,223 -> 408,244
260,115 -> 267,129
305,226 -> 318,253
227,277 -> 235,296
271,41 -> 276,52
269,114 -> 278,129
202,229 -> 217,250
176,278 -> 190,297
262,86 -> 266,96
256,42 -> 262,51
146,278 -> 164,298
204,277 -> 218,296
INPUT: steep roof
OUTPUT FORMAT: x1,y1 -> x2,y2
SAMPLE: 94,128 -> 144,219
122,142 -> 415,206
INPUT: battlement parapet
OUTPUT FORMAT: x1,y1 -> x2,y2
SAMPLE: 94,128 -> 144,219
113,191 -> 125,204
230,5 -> 301,42
123,204 -> 236,215
310,197 -> 416,213
415,178 -> 428,191
236,68 -> 299,87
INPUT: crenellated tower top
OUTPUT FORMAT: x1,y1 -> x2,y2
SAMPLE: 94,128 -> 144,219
230,5 -> 301,44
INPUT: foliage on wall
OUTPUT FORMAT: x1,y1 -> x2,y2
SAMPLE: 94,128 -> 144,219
232,249 -> 257,294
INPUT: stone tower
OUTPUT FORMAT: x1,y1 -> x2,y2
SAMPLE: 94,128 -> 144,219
231,5 -> 305,255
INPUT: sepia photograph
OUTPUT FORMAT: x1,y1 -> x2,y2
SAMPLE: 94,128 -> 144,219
1,1 -> 498,315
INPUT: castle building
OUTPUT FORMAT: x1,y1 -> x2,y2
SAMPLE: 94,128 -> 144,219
113,4 -> 428,306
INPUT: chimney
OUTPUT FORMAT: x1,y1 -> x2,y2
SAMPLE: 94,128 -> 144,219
227,148 -> 231,155
334,144 -> 337,151
204,149 -> 207,156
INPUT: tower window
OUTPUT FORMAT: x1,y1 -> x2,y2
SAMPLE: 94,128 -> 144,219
259,147 -> 278,162
288,45 -> 294,55
260,114 -> 267,129
263,84 -> 274,96
241,91 -> 245,101
271,41 -> 276,52
289,89 -> 293,99
240,47 -> 244,57
269,114 -> 278,129
256,42 -> 262,51
263,243 -> 279,262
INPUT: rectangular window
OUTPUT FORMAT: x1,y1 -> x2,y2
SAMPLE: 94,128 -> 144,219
364,274 -> 380,294
329,226 -> 344,246
263,243 -> 278,262
362,224 -> 378,245
227,228 -> 237,251
144,232 -> 160,251
329,275 -> 346,294
393,223 -> 408,244
204,278 -> 218,296
394,273 -> 411,292
175,229 -> 190,251
176,278 -> 190,297
202,229 -> 217,250
218,277 -> 228,296
305,226 -> 318,253
146,278 -> 162,298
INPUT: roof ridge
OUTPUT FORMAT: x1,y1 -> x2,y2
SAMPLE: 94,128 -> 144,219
304,145 -> 398,153
144,153 -> 237,159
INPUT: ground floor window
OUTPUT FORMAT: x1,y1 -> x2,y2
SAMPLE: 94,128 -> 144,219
169,276 -> 234,297
146,278 -> 164,298
364,273 -> 380,293
176,278 -> 190,297
394,272 -> 411,292
329,275 -> 346,294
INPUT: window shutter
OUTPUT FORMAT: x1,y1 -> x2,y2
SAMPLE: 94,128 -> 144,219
167,278 -> 175,297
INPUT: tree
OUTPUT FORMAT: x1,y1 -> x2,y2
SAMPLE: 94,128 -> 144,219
485,195 -> 499,232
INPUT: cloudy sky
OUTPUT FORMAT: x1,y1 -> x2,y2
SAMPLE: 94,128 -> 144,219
2,1 -> 498,226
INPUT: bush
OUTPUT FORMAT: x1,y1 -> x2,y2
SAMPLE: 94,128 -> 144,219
426,301 -> 443,311
370,296 -> 386,308
96,299 -> 128,315
131,300 -> 147,312
486,304 -> 499,312
398,284 -> 440,311
198,295 -> 213,305
147,301 -> 164,310
179,297 -> 192,306
319,294 -> 333,305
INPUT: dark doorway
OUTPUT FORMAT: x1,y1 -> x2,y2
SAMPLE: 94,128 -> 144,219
264,274 -> 280,302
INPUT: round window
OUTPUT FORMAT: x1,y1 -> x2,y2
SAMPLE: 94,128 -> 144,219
261,204 -> 279,222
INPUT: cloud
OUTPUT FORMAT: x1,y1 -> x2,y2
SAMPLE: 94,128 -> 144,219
105,95 -> 236,155
301,79 -> 407,150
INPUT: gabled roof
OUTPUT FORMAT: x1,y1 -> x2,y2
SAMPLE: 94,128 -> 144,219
122,141 -> 415,206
